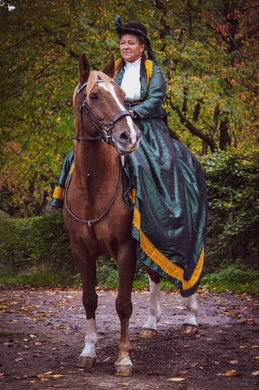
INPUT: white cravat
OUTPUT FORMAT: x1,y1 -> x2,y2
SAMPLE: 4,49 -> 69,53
121,58 -> 141,101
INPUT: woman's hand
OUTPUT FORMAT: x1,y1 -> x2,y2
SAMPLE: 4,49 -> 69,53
129,109 -> 138,119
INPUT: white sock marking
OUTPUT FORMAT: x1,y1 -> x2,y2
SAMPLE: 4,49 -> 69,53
143,276 -> 161,331
183,294 -> 198,327
80,318 -> 98,359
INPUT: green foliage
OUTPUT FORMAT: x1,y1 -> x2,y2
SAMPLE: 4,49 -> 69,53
200,149 -> 259,270
201,263 -> 259,293
0,266 -> 73,287
96,256 -> 119,289
0,209 -> 74,283
73,256 -> 150,290
0,150 -> 258,293
0,0 -> 258,216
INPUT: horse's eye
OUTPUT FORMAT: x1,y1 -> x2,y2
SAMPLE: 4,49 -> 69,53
89,93 -> 98,100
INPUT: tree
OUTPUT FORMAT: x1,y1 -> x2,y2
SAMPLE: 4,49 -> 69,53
0,0 -> 258,216
158,0 -> 259,153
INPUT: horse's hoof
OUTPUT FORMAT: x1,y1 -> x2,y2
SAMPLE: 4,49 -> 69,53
76,356 -> 96,368
139,328 -> 157,338
181,324 -> 198,334
115,365 -> 133,376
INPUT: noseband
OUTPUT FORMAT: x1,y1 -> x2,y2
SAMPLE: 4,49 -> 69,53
76,80 -> 131,144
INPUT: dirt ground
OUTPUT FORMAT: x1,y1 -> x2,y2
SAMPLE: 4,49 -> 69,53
0,286 -> 258,390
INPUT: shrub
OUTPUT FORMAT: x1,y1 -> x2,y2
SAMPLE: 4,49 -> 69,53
0,150 -> 258,290
201,262 -> 259,293
200,149 -> 259,271
0,210 -> 75,284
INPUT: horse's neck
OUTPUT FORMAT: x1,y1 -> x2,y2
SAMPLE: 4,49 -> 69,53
73,143 -> 120,194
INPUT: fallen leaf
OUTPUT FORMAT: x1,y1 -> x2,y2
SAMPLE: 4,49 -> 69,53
33,351 -> 44,357
229,360 -> 238,365
29,315 -> 42,322
37,371 -> 53,378
225,370 -> 237,376
50,374 -> 65,380
179,370 -> 189,374
167,377 -> 185,382
218,370 -> 241,377
39,377 -> 49,382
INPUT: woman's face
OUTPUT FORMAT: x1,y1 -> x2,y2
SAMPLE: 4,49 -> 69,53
120,34 -> 145,63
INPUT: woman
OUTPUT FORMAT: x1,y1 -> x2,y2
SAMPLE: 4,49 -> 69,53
51,17 -> 207,296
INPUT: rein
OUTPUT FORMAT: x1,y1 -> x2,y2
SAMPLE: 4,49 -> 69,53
64,160 -> 123,227
76,80 -> 130,144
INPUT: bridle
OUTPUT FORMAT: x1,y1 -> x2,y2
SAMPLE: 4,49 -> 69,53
65,79 -> 129,226
76,80 -> 131,144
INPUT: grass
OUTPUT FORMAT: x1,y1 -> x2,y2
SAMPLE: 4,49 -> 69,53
201,265 -> 259,293
0,264 -> 258,294
0,265 -> 73,287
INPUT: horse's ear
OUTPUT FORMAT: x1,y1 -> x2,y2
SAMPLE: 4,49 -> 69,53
102,55 -> 115,78
78,53 -> 90,85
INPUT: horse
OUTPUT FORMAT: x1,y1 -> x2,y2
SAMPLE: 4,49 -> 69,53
63,53 -> 199,377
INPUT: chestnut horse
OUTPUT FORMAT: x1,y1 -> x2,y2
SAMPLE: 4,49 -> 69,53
63,54 -> 199,377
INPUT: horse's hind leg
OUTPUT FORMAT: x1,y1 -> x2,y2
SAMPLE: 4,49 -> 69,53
181,294 -> 198,334
139,269 -> 161,338
76,257 -> 98,368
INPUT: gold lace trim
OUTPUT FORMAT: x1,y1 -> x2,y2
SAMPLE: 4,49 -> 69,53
128,188 -> 204,290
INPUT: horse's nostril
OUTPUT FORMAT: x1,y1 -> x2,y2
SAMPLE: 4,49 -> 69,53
120,132 -> 130,143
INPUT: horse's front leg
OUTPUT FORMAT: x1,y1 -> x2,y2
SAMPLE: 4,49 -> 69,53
139,269 -> 161,338
114,246 -> 136,376
181,294 -> 198,334
75,255 -> 98,368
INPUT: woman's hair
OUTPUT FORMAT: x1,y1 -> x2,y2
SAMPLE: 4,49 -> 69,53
136,34 -> 148,48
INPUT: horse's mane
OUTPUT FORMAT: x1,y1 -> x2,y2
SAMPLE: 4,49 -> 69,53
73,70 -> 112,104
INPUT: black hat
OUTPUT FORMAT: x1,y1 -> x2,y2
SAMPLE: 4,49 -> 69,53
115,16 -> 151,48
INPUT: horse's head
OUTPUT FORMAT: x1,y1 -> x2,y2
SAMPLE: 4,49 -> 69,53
73,53 -> 141,155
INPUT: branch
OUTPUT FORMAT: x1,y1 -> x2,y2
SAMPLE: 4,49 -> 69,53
171,104 -> 218,152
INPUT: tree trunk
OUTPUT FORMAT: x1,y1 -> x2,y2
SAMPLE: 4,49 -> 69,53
219,116 -> 231,150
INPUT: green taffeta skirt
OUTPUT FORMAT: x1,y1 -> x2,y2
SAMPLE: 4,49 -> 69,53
122,115 -> 207,297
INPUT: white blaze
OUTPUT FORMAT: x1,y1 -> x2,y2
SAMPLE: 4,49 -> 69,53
99,82 -> 138,145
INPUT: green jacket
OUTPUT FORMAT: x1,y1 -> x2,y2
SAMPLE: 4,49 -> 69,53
114,58 -> 167,119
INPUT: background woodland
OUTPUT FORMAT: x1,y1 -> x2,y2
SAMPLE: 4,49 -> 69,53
0,0 -> 258,287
